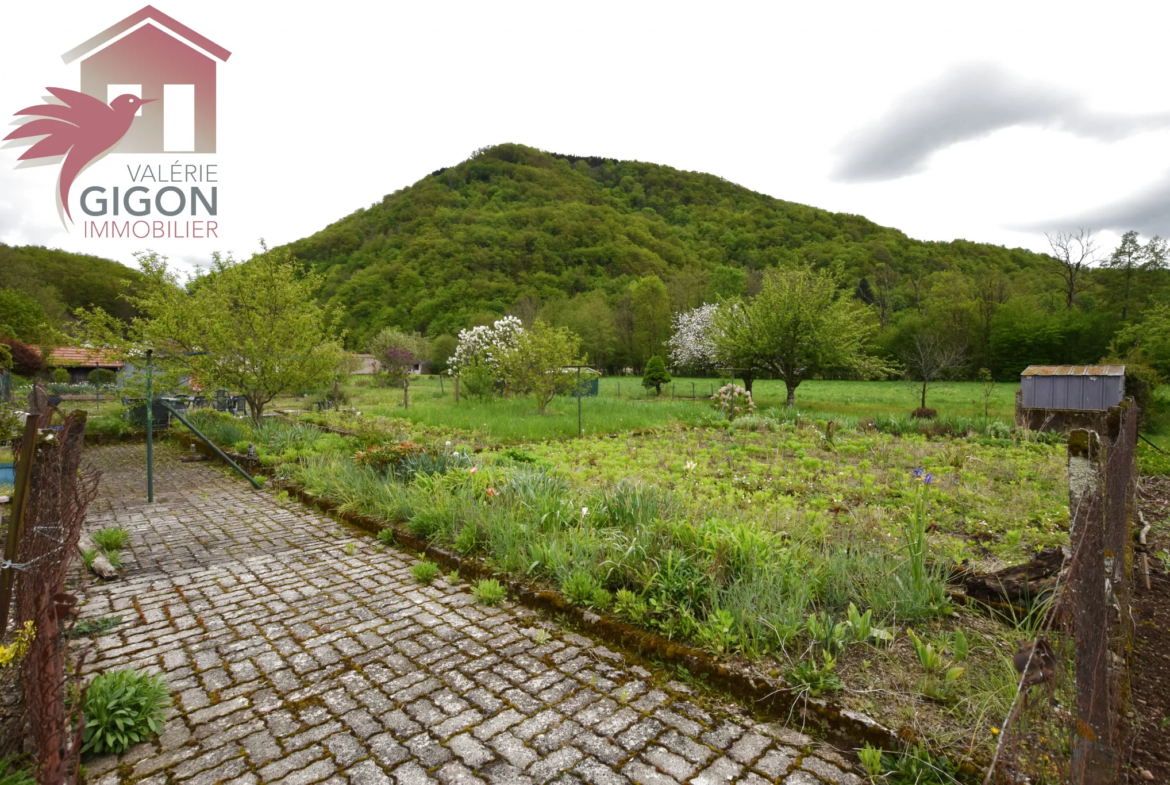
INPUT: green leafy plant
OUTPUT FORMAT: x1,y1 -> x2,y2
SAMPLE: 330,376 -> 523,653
0,756 -> 33,785
91,527 -> 129,553
806,611 -> 849,654
787,650 -> 844,696
73,616 -> 123,638
590,587 -> 612,610
412,561 -> 439,584
878,744 -> 961,784
454,524 -> 479,555
81,670 -> 170,755
614,589 -> 647,622
858,744 -> 883,779
908,629 -> 965,702
562,571 -> 597,605
446,570 -> 460,584
80,549 -> 99,570
698,608 -> 739,655
344,542 -> 357,556
376,528 -> 396,546
472,579 -> 506,605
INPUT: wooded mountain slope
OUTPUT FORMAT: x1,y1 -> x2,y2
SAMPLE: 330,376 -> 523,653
286,143 -> 1125,377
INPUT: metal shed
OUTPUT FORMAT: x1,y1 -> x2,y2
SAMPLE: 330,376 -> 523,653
1020,365 -> 1125,411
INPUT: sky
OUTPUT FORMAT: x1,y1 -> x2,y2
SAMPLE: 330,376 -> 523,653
2,0 -> 1169,275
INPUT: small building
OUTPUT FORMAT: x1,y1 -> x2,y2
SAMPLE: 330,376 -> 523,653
353,354 -> 380,375
1017,365 -> 1126,431
47,347 -> 125,384
410,360 -> 432,375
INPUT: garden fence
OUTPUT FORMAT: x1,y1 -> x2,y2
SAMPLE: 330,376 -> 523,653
0,385 -> 97,783
986,400 -> 1137,785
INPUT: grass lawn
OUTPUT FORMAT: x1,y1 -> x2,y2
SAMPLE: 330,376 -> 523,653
275,375 -> 1018,445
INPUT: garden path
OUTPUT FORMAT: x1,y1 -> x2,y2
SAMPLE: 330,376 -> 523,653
78,442 -> 861,785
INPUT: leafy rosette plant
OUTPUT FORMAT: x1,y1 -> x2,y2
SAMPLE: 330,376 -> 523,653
710,383 -> 756,421
354,441 -> 423,470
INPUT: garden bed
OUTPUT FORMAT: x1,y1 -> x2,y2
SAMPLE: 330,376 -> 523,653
174,406 -> 1070,776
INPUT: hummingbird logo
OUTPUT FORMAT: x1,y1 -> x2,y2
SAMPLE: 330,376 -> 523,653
4,87 -> 154,227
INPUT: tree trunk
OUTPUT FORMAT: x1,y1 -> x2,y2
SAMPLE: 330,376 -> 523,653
742,374 -> 754,395
786,382 -> 796,407
250,398 -> 265,428
921,381 -> 928,410
403,379 -> 409,409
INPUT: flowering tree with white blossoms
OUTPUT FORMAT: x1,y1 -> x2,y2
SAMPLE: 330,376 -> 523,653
667,303 -> 720,371
448,316 -> 525,381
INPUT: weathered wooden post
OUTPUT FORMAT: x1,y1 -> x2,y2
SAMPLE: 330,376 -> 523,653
403,378 -> 409,409
1067,429 -> 1114,784
454,375 -> 459,403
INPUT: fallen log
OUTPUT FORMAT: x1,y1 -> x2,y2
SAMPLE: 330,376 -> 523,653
965,546 -> 1066,606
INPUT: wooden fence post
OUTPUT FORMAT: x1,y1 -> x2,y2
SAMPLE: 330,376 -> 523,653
454,376 -> 459,403
1067,429 -> 1115,784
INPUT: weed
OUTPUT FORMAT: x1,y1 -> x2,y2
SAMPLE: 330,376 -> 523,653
454,524 -> 480,555
81,669 -> 170,755
614,589 -> 647,622
344,542 -> 357,556
562,572 -> 597,606
447,570 -> 460,584
376,528 -> 396,546
858,744 -> 883,779
590,587 -> 612,610
878,745 -> 961,784
91,527 -> 130,553
80,549 -> 99,570
787,651 -> 844,696
412,561 -> 439,584
533,628 -> 551,646
473,579 -> 506,605
73,616 -> 123,638
0,756 -> 33,785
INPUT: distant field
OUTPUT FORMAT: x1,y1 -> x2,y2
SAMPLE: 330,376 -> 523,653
270,375 -> 1018,443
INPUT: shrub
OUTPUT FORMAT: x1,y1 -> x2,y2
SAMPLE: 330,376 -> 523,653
412,561 -> 439,584
354,441 -> 422,470
88,368 -> 117,386
641,355 -> 671,395
459,364 -> 496,401
49,368 -> 70,384
81,670 -> 170,755
472,579 -> 506,605
910,407 -> 937,420
711,384 -> 756,421
0,337 -> 42,377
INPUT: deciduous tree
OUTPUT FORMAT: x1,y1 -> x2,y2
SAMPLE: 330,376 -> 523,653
712,266 -> 893,406
77,248 -> 348,426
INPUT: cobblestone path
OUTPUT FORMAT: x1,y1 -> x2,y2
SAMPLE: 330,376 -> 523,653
80,443 -> 861,785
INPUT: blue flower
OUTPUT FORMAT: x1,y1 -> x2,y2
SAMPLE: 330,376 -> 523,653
911,467 -> 925,479
923,472 -> 935,485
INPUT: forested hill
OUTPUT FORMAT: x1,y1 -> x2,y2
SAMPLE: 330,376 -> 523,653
287,143 -> 1134,377
0,244 -> 144,343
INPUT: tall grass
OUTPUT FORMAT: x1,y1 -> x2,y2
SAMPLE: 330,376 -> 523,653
288,454 -> 951,656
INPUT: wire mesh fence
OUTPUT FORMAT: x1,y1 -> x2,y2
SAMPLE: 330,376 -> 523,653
986,400 -> 1137,784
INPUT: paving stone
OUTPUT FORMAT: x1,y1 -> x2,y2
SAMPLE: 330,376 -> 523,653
72,444 -> 825,784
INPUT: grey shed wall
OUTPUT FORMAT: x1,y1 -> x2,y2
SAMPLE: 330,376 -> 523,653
1021,374 -> 1124,411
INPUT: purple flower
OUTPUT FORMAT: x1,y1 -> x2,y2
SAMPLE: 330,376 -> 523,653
911,467 -> 925,479
923,472 -> 935,485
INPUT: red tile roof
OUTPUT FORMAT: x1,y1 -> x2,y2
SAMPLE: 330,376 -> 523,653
47,347 -> 124,368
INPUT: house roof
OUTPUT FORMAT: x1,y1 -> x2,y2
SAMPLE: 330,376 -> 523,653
47,347 -> 125,368
62,5 -> 232,64
1021,365 -> 1125,377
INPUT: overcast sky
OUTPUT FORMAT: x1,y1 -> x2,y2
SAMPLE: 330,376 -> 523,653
2,0 -> 1169,275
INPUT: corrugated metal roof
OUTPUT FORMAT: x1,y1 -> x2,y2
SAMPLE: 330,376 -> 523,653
1021,365 -> 1124,377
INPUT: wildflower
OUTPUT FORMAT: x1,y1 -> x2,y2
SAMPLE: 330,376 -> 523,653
445,441 -> 452,446
469,466 -> 478,474
485,488 -> 498,498
911,467 -> 925,479
685,461 -> 697,471
582,506 -> 589,517
990,727 -> 1000,736
923,472 -> 935,485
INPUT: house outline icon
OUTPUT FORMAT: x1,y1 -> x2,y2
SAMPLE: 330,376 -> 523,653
62,5 -> 231,154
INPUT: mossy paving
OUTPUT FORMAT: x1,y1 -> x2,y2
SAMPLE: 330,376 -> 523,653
77,442 -> 862,785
